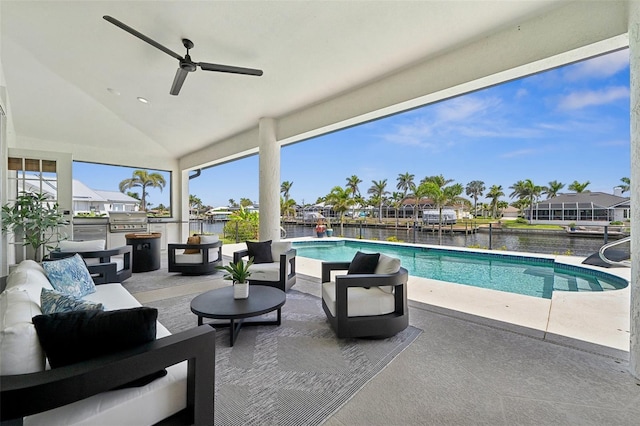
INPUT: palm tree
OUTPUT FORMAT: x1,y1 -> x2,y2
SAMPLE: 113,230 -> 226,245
189,194 -> 203,216
367,179 -> 389,223
119,170 -> 166,211
465,180 -> 485,218
420,181 -> 464,244
509,179 -> 543,222
346,175 -> 362,198
390,192 -> 404,228
346,175 -> 362,219
620,177 -> 630,193
240,198 -> 253,207
228,198 -> 237,207
410,182 -> 432,226
280,196 -> 296,218
280,181 -> 293,202
568,180 -> 590,193
545,180 -> 564,199
478,202 -> 491,218
486,185 -> 504,219
421,174 -> 453,188
325,186 -> 354,235
396,172 -> 415,199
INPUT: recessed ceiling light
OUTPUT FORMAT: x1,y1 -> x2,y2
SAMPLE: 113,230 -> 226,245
137,97 -> 149,104
107,88 -> 120,95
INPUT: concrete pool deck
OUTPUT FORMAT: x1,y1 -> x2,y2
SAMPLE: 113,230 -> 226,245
223,238 -> 631,358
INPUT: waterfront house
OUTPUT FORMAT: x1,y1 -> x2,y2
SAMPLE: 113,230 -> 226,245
529,191 -> 630,226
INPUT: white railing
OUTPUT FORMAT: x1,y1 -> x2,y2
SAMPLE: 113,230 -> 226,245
598,236 -> 631,267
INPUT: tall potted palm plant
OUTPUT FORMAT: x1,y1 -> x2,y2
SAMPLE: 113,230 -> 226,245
1,191 -> 68,262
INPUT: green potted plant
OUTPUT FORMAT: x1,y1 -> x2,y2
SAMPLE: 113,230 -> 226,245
217,258 -> 253,299
568,222 -> 576,232
1,191 -> 68,262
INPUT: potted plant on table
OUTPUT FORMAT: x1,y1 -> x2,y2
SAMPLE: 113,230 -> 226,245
217,258 -> 253,299
1,191 -> 68,262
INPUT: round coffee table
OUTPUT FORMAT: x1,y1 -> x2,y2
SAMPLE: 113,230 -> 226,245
190,285 -> 286,346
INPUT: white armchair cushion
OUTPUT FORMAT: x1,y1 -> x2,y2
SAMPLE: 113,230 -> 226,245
198,235 -> 219,244
271,241 -> 292,259
247,262 -> 281,282
374,254 -> 401,294
322,281 -> 395,317
174,253 -> 204,264
58,240 -> 106,252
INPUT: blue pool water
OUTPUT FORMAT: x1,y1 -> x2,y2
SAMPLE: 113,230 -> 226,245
293,240 -> 627,299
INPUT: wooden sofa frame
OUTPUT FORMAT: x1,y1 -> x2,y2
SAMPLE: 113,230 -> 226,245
321,261 -> 409,338
233,248 -> 297,292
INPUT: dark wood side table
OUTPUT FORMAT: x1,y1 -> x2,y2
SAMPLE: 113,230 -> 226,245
190,285 -> 286,346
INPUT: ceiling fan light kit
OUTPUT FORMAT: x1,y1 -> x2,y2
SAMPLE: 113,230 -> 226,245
103,15 -> 263,96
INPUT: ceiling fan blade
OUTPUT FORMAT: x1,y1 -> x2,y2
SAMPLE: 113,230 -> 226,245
103,15 -> 183,61
198,62 -> 263,76
170,68 -> 189,95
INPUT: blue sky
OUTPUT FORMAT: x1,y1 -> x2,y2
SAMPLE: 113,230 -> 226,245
74,49 -> 631,209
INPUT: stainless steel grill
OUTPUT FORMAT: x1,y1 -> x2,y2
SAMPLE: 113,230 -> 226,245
108,211 -> 148,233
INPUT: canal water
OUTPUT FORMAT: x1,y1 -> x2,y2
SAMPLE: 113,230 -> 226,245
194,221 -> 622,257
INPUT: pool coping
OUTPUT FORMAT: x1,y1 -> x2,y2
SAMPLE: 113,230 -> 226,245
223,237 -> 631,358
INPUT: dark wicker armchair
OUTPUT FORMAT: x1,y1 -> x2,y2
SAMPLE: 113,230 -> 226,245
233,241 -> 296,292
321,258 -> 409,338
168,237 -> 223,275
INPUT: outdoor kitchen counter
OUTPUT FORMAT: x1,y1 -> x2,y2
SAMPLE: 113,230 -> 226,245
125,232 -> 162,272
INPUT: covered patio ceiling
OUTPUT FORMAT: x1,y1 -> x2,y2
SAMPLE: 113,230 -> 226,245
3,1 -> 628,172
5,0 -> 626,171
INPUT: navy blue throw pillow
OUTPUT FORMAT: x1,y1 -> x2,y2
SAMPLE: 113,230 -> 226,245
246,240 -> 273,264
32,307 -> 166,389
347,252 -> 380,275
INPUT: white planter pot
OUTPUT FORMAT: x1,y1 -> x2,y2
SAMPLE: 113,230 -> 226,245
234,282 -> 249,299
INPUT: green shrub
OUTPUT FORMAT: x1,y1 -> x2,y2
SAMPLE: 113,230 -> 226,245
515,218 -> 528,224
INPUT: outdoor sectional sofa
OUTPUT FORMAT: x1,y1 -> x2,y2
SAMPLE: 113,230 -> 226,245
0,259 -> 215,425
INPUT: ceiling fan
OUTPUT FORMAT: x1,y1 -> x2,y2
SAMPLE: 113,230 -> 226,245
103,15 -> 263,96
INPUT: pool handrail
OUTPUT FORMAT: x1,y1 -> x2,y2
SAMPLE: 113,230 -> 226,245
598,236 -> 631,267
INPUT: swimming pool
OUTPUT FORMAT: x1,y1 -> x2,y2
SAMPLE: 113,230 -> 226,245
292,240 -> 628,299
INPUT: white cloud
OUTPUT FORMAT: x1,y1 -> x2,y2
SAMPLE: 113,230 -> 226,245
594,139 -> 629,147
515,88 -> 528,99
434,96 -> 501,123
558,86 -> 629,110
500,149 -> 537,159
564,49 -> 629,81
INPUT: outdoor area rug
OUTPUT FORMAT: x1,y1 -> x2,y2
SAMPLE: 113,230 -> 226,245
146,289 -> 422,426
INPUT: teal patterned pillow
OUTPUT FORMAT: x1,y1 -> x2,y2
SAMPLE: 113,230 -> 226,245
40,288 -> 104,315
42,254 -> 96,297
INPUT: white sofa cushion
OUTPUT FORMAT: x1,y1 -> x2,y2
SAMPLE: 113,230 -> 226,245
6,269 -> 55,304
58,240 -> 106,252
322,281 -> 395,317
247,262 -> 280,282
0,289 -> 46,375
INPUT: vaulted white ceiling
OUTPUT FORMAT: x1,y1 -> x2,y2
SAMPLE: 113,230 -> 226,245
0,1 -> 626,170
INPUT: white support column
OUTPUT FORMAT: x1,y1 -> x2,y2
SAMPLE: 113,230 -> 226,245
258,118 -> 281,242
629,0 -> 640,379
